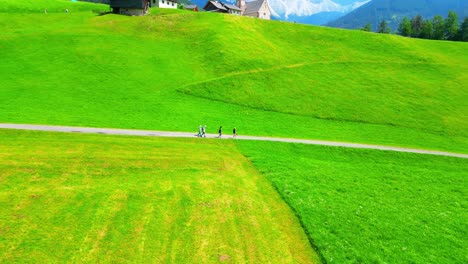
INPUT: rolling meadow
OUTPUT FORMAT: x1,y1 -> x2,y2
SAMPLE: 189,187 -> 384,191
0,0 -> 467,262
1,0 -> 467,152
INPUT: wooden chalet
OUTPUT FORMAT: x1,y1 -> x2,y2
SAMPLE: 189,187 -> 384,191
224,3 -> 241,15
110,0 -> 149,16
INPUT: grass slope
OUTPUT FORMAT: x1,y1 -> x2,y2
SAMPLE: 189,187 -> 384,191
237,140 -> 468,263
0,0 -> 467,152
0,129 -> 319,263
0,0 -> 106,13
183,61 -> 467,137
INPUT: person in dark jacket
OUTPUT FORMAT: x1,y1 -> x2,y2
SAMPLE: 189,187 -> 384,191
218,126 -> 222,138
202,125 -> 206,138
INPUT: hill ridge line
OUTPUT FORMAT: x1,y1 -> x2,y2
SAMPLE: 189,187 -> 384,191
1,123 -> 466,159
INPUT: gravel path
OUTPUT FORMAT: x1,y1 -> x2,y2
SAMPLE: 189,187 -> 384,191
1,123 -> 467,159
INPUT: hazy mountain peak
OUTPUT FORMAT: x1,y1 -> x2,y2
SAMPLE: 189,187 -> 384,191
269,0 -> 371,19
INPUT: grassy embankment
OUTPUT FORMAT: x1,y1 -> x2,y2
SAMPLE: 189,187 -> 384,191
0,0 -> 467,152
238,140 -> 468,263
0,129 -> 320,263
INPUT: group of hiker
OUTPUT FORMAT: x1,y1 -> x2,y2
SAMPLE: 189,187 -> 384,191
197,125 -> 237,138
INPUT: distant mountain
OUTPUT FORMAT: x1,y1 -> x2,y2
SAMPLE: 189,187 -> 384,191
327,0 -> 468,31
190,0 -> 369,25
268,0 -> 370,19
272,11 -> 345,25
269,0 -> 371,25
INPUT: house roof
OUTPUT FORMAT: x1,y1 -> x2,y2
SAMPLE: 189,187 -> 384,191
185,5 -> 198,9
110,0 -> 146,9
244,0 -> 265,15
224,4 -> 241,11
205,1 -> 227,11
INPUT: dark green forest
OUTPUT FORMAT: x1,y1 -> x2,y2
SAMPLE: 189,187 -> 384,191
328,0 -> 468,31
366,11 -> 468,42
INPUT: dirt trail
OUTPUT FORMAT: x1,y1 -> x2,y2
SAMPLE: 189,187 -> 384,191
181,63 -> 308,89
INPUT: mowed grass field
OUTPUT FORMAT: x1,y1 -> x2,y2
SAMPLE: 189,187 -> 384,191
0,129 -> 320,263
1,129 -> 466,263
238,141 -> 468,263
0,0 -> 467,152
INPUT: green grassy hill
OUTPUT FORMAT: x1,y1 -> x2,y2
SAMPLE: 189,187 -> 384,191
0,0 -> 106,13
1,1 -> 467,263
0,0 -> 467,152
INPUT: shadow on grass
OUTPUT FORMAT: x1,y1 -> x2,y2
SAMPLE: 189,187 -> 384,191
92,10 -> 112,16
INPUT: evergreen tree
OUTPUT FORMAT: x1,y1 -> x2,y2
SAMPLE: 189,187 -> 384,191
432,15 -> 445,40
377,20 -> 391,34
361,22 -> 372,32
460,17 -> 468,42
420,19 -> 433,39
411,15 -> 423,38
398,17 -> 412,37
445,11 -> 459,40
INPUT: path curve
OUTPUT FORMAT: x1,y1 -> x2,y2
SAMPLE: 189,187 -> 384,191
1,123 -> 467,159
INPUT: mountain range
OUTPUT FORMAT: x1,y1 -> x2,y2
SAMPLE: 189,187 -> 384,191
327,0 -> 468,31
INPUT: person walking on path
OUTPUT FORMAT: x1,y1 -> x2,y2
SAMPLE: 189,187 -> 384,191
202,125 -> 206,138
218,126 -> 222,138
197,125 -> 202,137
233,127 -> 237,138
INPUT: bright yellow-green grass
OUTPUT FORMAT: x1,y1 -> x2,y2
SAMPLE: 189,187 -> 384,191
0,0 -> 467,153
0,129 -> 320,263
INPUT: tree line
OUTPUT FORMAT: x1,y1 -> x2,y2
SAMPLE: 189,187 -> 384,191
361,11 -> 468,42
